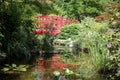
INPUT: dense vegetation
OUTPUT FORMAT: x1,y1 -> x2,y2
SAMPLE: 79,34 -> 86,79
0,0 -> 120,80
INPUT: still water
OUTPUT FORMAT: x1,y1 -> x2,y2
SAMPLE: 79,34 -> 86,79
0,54 -> 106,80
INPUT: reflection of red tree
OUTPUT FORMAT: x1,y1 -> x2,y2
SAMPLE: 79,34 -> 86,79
36,54 -> 78,72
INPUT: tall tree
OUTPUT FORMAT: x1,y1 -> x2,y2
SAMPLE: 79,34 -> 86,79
53,0 -> 109,20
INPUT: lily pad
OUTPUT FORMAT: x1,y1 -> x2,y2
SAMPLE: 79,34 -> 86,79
53,71 -> 60,76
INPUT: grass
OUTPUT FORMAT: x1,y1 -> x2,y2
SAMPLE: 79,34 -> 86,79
60,53 -> 104,79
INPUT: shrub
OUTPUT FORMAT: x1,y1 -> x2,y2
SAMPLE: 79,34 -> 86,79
56,23 -> 80,40
103,30 -> 120,80
74,17 -> 109,69
0,1 -> 40,63
53,0 -> 106,20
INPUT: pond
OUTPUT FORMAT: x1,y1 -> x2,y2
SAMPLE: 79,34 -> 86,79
0,54 -> 107,80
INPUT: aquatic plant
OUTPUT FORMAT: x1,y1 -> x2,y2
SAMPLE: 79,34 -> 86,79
1,64 -> 28,72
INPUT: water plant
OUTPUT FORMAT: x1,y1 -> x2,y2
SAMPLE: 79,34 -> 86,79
1,64 -> 28,72
53,68 -> 81,80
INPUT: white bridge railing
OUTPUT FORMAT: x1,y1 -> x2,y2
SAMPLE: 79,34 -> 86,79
53,38 -> 74,47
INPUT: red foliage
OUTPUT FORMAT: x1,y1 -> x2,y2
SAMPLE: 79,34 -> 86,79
114,19 -> 120,25
105,4 -> 120,9
34,15 -> 79,35
94,13 -> 113,21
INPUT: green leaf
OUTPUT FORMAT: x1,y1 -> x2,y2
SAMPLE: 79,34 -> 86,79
53,71 -> 60,76
69,70 -> 74,75
2,67 -> 10,72
5,64 -> 10,67
115,12 -> 120,18
13,69 -> 17,71
118,63 -> 120,67
12,64 -> 17,68
65,68 -> 70,75
64,68 -> 74,75
18,65 -> 26,68
19,68 -> 27,72
116,70 -> 120,76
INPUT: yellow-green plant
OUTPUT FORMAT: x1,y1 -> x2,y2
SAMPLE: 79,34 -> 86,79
74,17 -> 109,76
1,64 -> 28,72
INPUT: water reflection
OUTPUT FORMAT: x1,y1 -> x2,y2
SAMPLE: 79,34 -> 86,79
33,53 -> 78,80
17,54 -> 106,80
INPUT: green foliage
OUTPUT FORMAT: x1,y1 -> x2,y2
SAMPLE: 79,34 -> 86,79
103,31 -> 120,79
8,26 -> 40,62
54,23 -> 80,57
81,17 -> 109,33
53,68 -> 79,80
0,33 -> 3,48
0,1 -> 41,63
0,2 -> 23,55
0,0 -> 120,79
41,34 -> 55,53
53,0 -> 106,20
63,68 -> 74,75
56,23 -> 80,39
28,0 -> 55,15
53,71 -> 60,76
1,64 -> 28,72
100,2 -> 120,79
74,17 -> 109,69
104,51 -> 120,79
53,17 -> 110,79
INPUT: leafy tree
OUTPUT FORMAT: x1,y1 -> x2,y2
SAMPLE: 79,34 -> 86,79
0,0 -> 40,63
53,0 -> 106,20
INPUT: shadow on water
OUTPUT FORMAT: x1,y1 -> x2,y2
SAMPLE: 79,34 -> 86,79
0,54 -> 107,80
